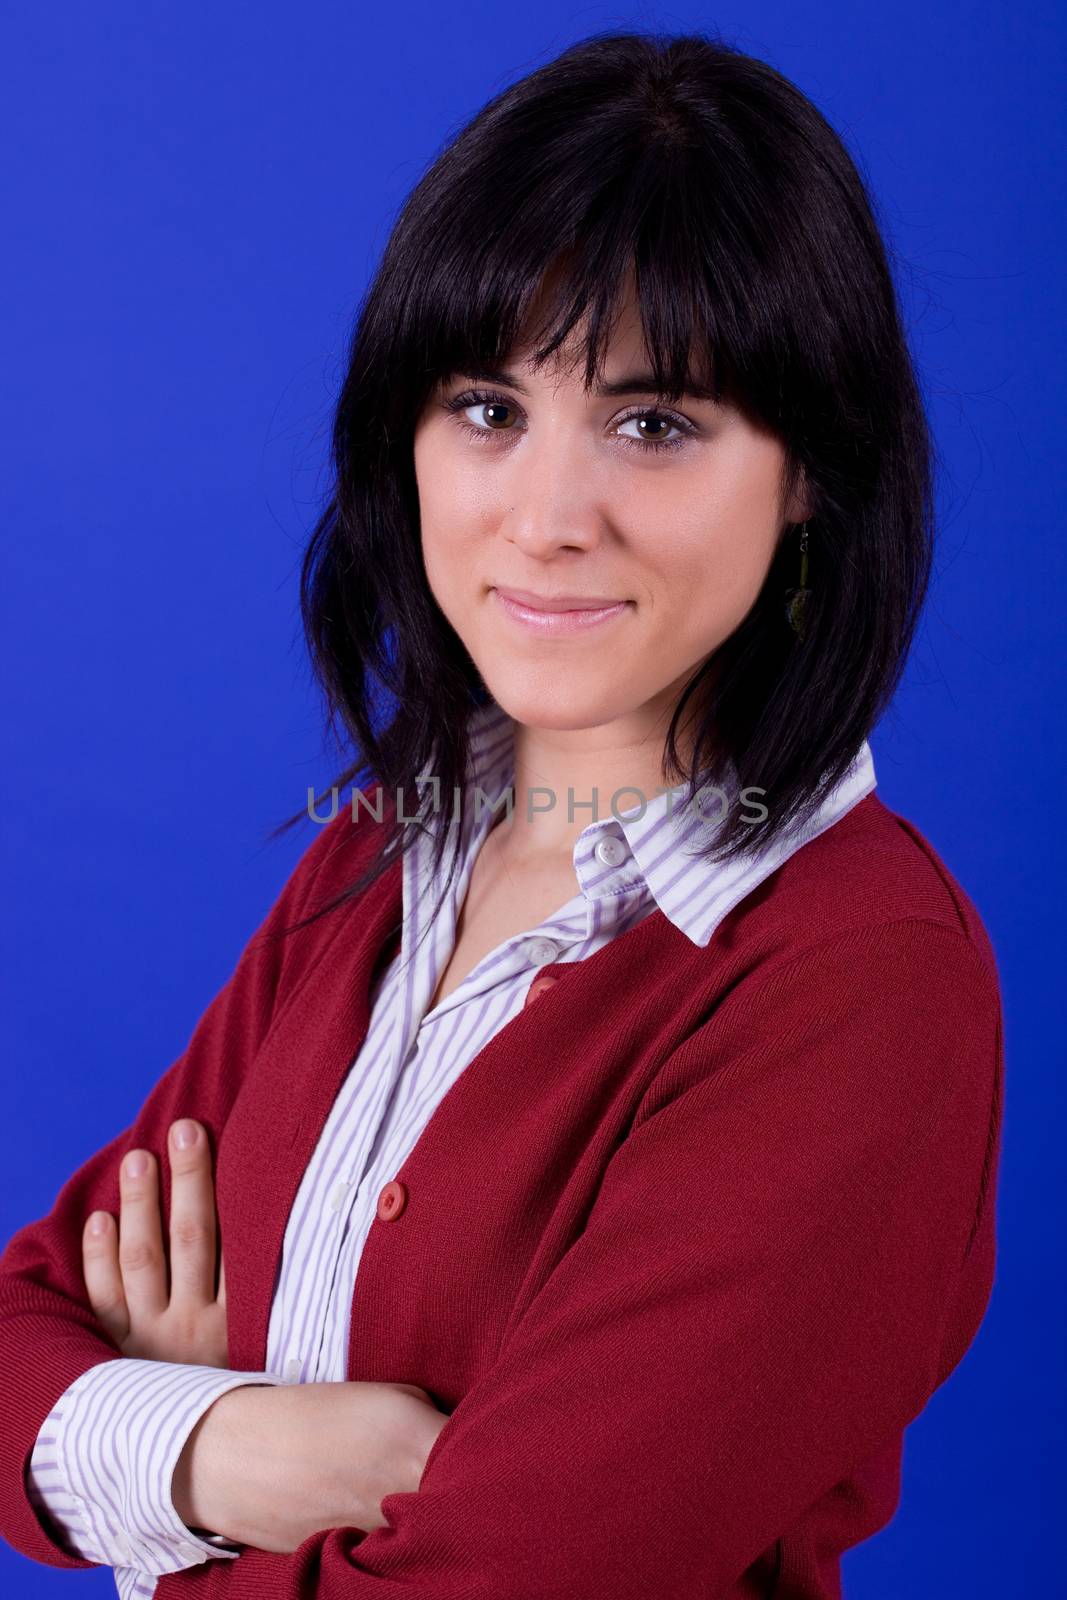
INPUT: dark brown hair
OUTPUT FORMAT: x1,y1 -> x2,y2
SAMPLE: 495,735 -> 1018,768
271,28 -> 933,938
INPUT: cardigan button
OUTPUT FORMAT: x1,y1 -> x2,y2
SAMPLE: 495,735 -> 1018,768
376,1180 -> 407,1221
524,972 -> 560,1008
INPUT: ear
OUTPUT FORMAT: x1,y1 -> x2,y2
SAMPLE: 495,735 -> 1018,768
783,466 -> 815,529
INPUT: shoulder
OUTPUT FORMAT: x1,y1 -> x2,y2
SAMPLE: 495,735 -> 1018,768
719,791 -> 1001,1000
249,779 -> 399,990
291,778 -> 399,904
637,802 -> 1004,1193
649,797 -> 1004,1136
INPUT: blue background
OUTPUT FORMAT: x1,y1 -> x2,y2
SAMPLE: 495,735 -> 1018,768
2,3 -> 1063,1593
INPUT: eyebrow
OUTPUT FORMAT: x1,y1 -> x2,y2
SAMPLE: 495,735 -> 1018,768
446,362 -> 721,404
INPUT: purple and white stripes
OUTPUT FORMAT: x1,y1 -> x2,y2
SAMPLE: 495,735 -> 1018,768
25,700 -> 876,1598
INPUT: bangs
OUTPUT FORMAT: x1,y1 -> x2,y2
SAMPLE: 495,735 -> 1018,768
386,120 -> 781,422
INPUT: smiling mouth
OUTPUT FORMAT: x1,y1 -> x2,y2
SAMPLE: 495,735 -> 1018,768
490,587 -> 633,635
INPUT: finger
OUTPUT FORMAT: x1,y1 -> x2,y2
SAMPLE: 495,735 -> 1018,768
81,1212 -> 130,1346
217,1248 -> 226,1311
166,1120 -> 218,1307
118,1148 -> 168,1320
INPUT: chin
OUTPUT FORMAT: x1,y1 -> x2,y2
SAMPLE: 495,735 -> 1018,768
480,675 -> 633,732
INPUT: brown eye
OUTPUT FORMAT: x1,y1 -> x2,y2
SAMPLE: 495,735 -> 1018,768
614,407 -> 694,453
480,401 -> 517,430
442,388 -> 526,442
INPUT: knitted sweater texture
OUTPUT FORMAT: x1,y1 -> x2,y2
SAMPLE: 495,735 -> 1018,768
0,787 -> 1005,1599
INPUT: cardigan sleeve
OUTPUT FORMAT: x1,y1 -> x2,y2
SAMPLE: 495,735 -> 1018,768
150,917 -> 1004,1600
0,804 -> 367,1574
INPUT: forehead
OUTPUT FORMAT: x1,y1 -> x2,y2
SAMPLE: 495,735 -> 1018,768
509,283 -> 648,382
524,257 -> 643,356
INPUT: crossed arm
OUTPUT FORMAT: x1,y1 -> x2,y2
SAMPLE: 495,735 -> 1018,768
3,915 -> 1003,1600
30,1116 -> 445,1558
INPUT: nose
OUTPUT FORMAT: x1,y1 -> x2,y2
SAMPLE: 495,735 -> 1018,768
497,430 -> 605,558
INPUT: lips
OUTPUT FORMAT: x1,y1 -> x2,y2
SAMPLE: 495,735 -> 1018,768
490,587 -> 632,636
491,586 -> 627,612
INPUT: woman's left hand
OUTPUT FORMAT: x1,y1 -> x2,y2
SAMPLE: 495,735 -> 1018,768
82,1118 -> 229,1369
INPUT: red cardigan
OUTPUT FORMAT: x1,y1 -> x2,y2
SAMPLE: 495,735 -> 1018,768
0,788 -> 1004,1599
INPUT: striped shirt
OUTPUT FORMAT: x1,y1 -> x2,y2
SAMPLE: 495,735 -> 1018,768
25,699 -> 877,1598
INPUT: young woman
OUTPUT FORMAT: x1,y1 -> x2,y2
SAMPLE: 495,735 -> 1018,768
0,28 -> 1004,1600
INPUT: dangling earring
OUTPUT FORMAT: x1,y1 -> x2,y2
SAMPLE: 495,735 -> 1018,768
784,521 -> 811,639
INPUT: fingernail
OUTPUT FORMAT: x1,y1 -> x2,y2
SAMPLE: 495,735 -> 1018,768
124,1150 -> 148,1178
88,1212 -> 108,1236
172,1120 -> 198,1150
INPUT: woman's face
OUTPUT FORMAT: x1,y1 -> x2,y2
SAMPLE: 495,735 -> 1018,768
413,283 -> 809,735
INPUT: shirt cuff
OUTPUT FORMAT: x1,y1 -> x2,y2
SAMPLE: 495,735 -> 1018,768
30,1357 -> 284,1575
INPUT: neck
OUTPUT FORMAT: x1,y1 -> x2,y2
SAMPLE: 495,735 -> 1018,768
491,689 -> 705,865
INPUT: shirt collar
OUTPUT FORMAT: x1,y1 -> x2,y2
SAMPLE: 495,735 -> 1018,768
453,698 -> 876,948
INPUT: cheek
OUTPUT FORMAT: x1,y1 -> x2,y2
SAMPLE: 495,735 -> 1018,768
636,483 -> 781,631
416,445 -> 489,565
421,526 -> 481,630
415,442 -> 469,597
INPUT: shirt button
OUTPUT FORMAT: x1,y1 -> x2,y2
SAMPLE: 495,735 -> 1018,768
595,835 -> 629,867
524,971 -> 560,1008
376,1179 -> 407,1221
283,1357 -> 302,1382
113,1532 -> 133,1565
522,936 -> 559,966
328,1179 -> 349,1213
